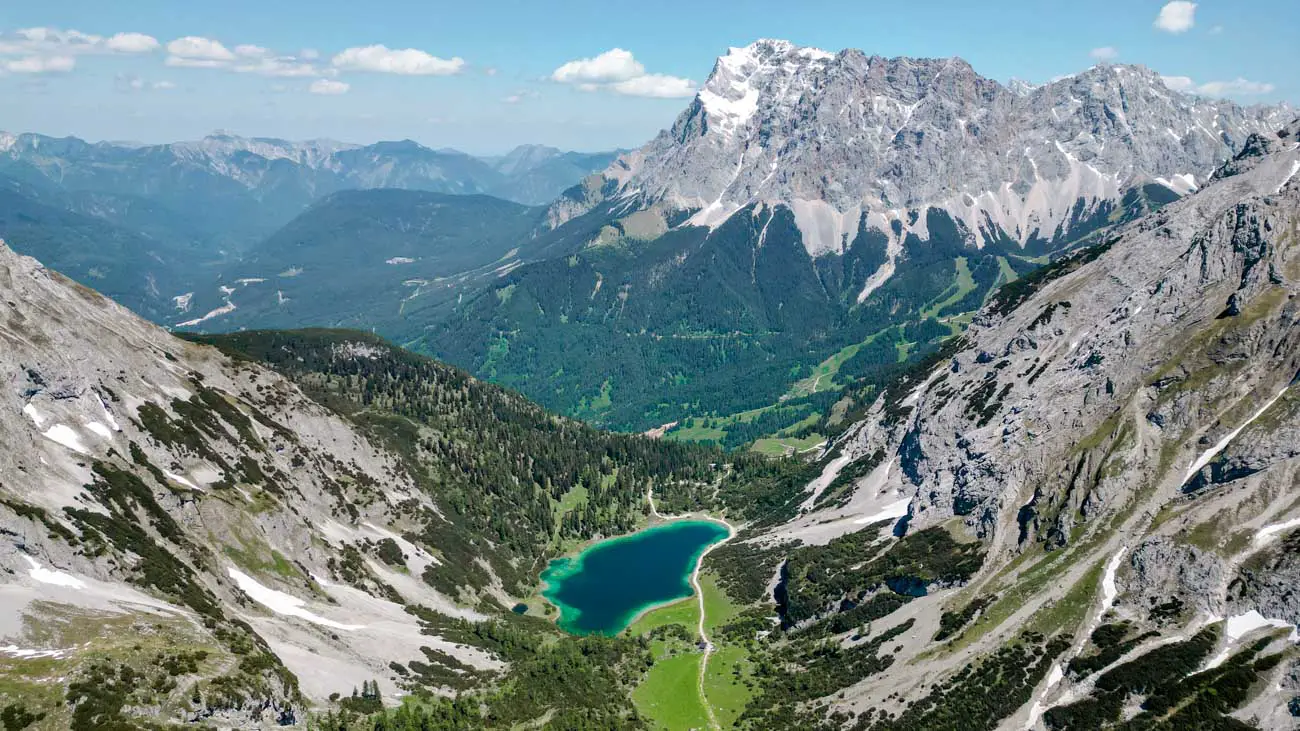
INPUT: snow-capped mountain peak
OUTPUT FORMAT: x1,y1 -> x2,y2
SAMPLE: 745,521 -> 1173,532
562,40 -> 1289,266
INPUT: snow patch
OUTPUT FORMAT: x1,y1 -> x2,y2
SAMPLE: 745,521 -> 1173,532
1276,160 -> 1300,194
96,394 -> 121,431
176,299 -> 236,328
1254,516 -> 1300,547
386,257 -> 415,265
852,497 -> 911,525
1183,386 -> 1289,484
41,424 -> 89,455
0,644 -> 73,660
1225,611 -> 1295,642
1024,663 -> 1065,730
22,403 -> 45,428
227,568 -> 365,631
697,45 -> 764,139
163,470 -> 202,491
1154,173 -> 1198,195
84,421 -> 113,440
800,453 -> 853,510
23,555 -> 86,589
1205,611 -> 1298,669
1100,547 -> 1127,615
172,292 -> 193,313
686,199 -> 742,229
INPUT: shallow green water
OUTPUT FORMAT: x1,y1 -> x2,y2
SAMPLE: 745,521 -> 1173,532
540,520 -> 729,636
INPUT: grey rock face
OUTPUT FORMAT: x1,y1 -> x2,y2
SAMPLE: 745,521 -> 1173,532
1126,537 -> 1227,617
842,121 -> 1300,542
783,125 -> 1300,725
561,39 -> 1290,264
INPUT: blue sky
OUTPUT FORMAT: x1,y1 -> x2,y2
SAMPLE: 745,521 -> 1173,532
0,0 -> 1294,153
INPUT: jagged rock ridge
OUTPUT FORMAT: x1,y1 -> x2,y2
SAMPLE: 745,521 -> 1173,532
560,39 -> 1290,294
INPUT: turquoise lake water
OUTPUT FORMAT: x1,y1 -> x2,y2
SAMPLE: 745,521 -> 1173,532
540,520 -> 730,635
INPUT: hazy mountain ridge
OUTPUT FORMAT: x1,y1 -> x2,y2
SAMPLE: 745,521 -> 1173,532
0,131 -> 620,210
183,190 -> 549,332
0,132 -> 619,336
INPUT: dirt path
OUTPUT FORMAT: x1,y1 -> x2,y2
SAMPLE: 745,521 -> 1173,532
646,486 -> 735,730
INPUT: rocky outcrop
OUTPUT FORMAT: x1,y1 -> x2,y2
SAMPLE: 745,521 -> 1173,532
837,120 -> 1300,545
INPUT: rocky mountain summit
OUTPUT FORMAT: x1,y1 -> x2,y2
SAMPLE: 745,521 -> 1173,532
558,39 -> 1290,264
758,118 -> 1300,728
429,42 -> 1291,434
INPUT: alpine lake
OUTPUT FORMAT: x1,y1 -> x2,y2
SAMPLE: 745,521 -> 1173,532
539,520 -> 730,635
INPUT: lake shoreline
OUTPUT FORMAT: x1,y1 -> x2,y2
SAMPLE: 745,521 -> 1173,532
537,515 -> 732,636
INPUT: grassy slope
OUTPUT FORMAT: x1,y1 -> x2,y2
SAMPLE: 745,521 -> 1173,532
626,573 -> 755,729
632,653 -> 709,730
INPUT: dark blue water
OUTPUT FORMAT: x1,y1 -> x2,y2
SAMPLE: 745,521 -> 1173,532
540,520 -> 730,635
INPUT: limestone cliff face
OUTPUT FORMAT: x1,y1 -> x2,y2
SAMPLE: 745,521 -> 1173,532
554,39 -> 1290,266
880,119 -> 1300,545
777,121 -> 1300,728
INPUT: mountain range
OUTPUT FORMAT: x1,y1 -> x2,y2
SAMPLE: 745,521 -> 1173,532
0,132 -> 618,322
1,41 -> 1294,448
2,102 -> 1299,729
422,41 -> 1293,434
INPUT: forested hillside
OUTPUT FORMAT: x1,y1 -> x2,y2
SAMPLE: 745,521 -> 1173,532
190,329 -> 813,595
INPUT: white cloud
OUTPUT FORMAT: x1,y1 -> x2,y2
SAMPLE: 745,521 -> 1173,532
115,73 -> 176,92
163,38 -> 323,78
235,56 -> 319,78
166,36 -> 236,62
551,48 -> 644,84
331,45 -> 464,75
503,89 -> 539,104
4,55 -> 75,73
1154,1 -> 1197,33
0,27 -> 159,57
1209,24 -> 1224,35
551,48 -> 696,99
15,27 -> 99,48
1089,47 -> 1119,62
234,44 -> 269,58
309,78 -> 349,95
299,48 -> 320,60
611,73 -> 697,98
1196,78 -> 1275,96
105,32 -> 159,53
165,56 -> 229,69
1161,74 -> 1274,97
